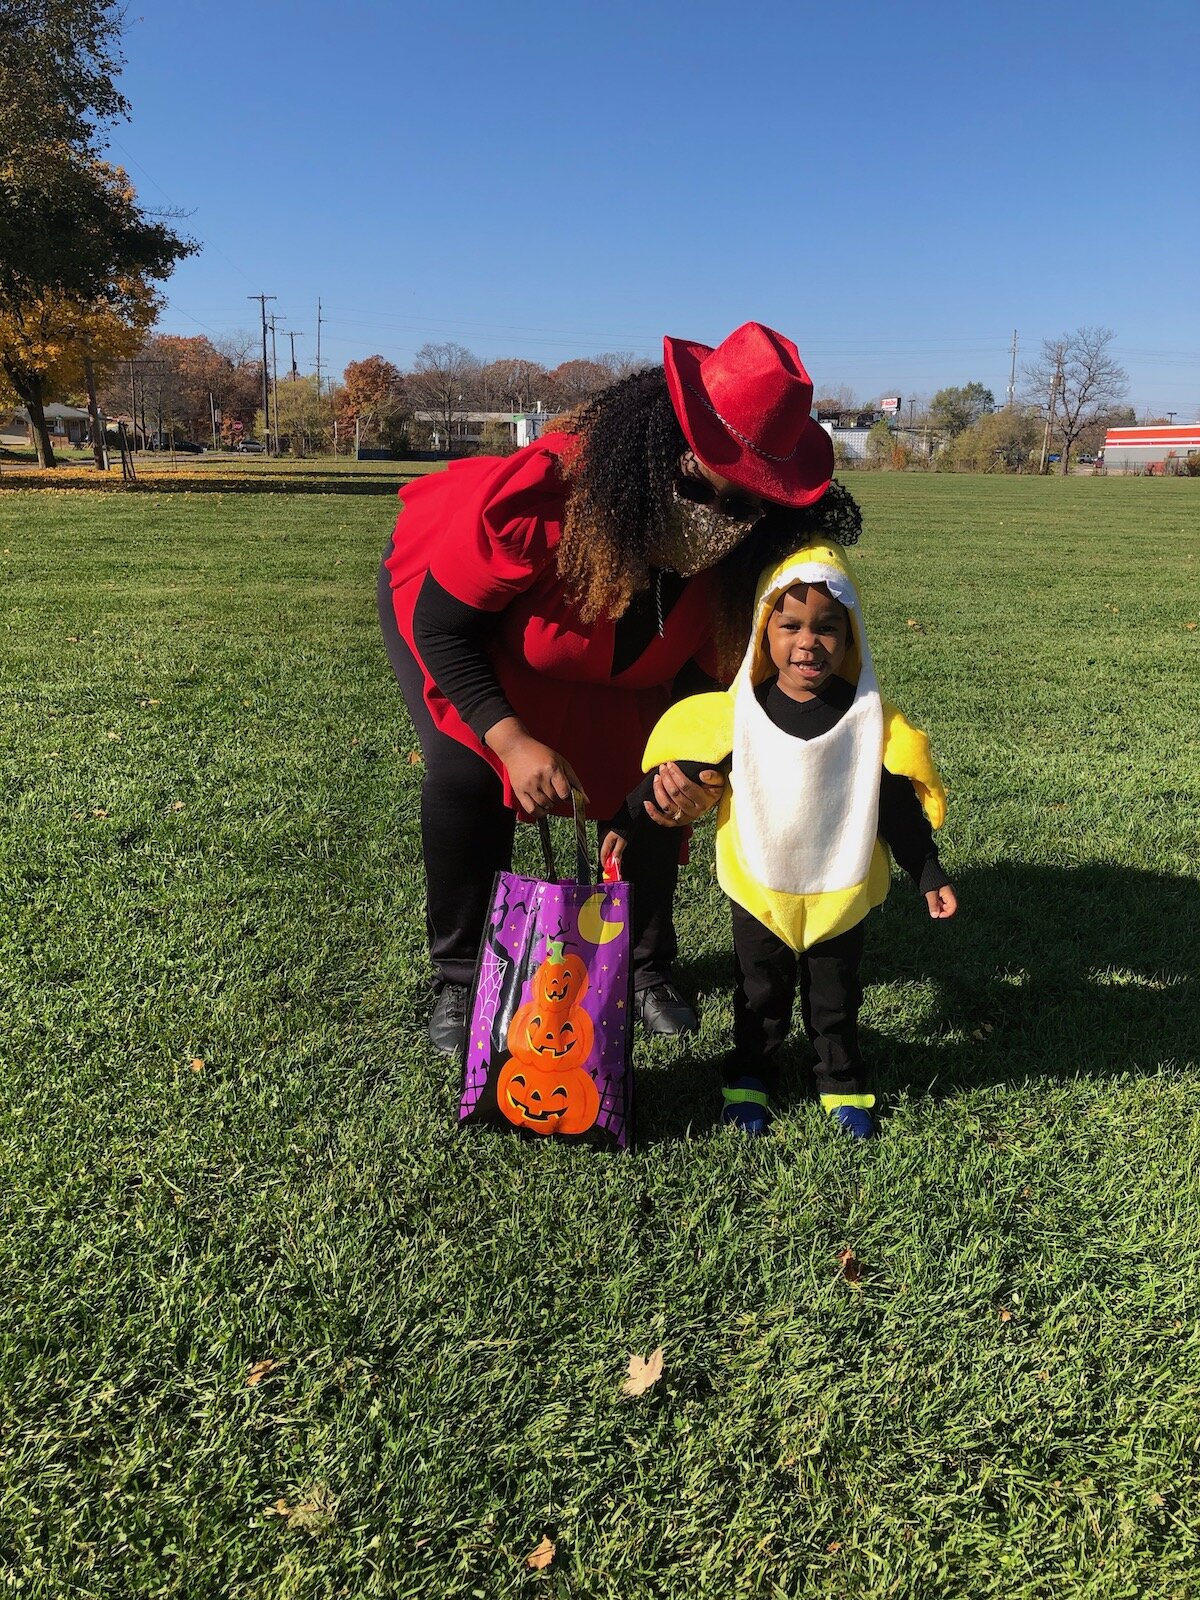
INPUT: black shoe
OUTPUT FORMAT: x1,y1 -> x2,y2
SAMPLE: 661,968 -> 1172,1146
636,981 -> 698,1037
428,982 -> 469,1055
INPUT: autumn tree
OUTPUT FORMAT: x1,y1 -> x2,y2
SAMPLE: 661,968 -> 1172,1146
1024,327 -> 1129,474
545,358 -> 613,407
927,382 -> 995,437
0,273 -> 159,462
338,355 -> 408,453
407,342 -> 479,452
0,3 -> 194,463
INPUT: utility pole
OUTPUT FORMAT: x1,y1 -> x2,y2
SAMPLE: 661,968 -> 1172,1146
209,391 -> 219,452
248,293 -> 275,451
1168,411 -> 1177,424
1007,329 -> 1018,409
128,359 -> 138,453
315,297 -> 323,398
1038,349 -> 1063,475
268,312 -> 284,454
286,330 -> 305,379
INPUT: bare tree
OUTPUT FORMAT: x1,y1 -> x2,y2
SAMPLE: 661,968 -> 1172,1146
479,357 -> 549,412
407,341 -> 480,451
1024,327 -> 1129,475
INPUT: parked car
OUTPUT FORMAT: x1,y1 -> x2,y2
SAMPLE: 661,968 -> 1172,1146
1078,453 -> 1096,464
236,439 -> 266,453
172,439 -> 206,454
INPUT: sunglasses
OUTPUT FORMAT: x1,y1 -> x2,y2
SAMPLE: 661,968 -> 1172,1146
674,475 -> 763,524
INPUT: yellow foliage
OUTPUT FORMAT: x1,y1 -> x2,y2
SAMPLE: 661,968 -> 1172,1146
0,276 -> 161,402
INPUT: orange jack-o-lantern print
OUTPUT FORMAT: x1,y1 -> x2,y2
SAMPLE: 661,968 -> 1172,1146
497,940 -> 600,1135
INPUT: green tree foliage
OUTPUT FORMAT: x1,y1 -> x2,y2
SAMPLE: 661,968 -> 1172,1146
0,1 -> 194,463
944,407 -> 1041,472
866,418 -> 893,466
928,382 -> 995,437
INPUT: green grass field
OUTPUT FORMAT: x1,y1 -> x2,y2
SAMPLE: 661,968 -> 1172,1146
1,473 -> 1198,1598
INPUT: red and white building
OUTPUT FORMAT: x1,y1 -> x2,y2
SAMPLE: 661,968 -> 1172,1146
1101,423 -> 1200,473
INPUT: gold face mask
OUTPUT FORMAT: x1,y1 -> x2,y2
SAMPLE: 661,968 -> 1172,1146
648,491 -> 760,577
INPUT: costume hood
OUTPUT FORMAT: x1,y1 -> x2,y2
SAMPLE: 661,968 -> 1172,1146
642,539 -> 945,952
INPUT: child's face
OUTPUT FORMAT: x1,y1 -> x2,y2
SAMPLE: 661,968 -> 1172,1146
765,582 -> 850,700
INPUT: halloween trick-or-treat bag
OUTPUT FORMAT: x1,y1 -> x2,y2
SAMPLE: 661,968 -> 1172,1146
458,791 -> 634,1150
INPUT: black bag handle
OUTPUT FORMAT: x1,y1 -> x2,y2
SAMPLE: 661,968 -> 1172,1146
536,786 -> 591,884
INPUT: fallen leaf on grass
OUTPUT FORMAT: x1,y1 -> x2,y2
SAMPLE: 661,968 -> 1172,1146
407,751 -> 423,766
189,1057 -> 205,1073
1186,622 -> 1198,632
905,618 -> 925,632
525,1536 -> 555,1570
91,808 -> 109,818
998,1308 -> 1013,1323
622,1346 -> 664,1397
169,801 -> 185,812
245,1357 -> 279,1385
827,1541 -> 843,1554
836,1247 -> 863,1284
263,1498 -> 292,1517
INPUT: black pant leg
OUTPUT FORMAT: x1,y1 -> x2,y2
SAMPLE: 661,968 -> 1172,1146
730,902 -> 798,1096
379,563 -> 516,988
799,919 -> 868,1099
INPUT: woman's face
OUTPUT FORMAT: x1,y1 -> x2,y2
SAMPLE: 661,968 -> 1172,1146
646,452 -> 767,577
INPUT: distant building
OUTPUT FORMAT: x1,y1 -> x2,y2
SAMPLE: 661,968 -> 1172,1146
1102,423 -> 1200,473
15,403 -> 92,446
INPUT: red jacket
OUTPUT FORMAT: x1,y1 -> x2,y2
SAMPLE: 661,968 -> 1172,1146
382,433 -> 720,818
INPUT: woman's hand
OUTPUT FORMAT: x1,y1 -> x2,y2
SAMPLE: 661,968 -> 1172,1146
646,762 -> 725,828
486,718 -> 586,818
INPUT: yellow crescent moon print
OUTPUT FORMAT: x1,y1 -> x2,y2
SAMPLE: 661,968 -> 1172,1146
577,891 -> 624,946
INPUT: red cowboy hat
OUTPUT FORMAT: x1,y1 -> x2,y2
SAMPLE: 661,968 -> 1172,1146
663,321 -> 833,508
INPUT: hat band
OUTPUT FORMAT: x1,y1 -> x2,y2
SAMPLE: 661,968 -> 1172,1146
683,379 -> 803,464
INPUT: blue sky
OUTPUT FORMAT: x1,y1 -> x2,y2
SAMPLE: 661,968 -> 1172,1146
109,0 -> 1200,415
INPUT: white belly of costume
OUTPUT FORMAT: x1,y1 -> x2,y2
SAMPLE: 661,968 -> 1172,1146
730,670 -> 884,897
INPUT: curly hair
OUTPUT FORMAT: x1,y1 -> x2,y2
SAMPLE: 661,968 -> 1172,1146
556,366 -> 687,622
556,366 -> 864,675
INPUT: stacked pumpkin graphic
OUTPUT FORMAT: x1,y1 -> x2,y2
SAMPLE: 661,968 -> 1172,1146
497,939 -> 601,1135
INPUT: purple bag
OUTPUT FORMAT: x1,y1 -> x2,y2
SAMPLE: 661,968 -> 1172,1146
458,793 -> 634,1150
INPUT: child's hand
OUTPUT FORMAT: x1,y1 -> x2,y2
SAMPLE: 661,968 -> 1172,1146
600,831 -> 627,874
926,885 -> 958,920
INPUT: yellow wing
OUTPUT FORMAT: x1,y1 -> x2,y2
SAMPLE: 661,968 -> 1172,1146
881,701 -> 946,829
642,692 -> 734,771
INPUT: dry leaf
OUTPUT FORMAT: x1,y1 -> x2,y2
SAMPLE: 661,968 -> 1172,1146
263,1497 -> 291,1517
905,618 -> 925,632
245,1358 -> 279,1386
92,808 -> 109,818
622,1346 -> 664,1397
106,730 -> 122,741
998,1308 -> 1013,1323
407,751 -> 423,766
836,1247 -> 863,1284
827,1541 -> 843,1554
170,801 -> 185,812
525,1536 -> 555,1570
189,1057 -> 205,1073
1186,622 -> 1198,631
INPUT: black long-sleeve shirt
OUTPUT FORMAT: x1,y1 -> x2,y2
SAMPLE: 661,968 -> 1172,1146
412,568 -> 703,744
612,675 -> 949,896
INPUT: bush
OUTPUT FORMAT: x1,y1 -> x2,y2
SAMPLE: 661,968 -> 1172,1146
1185,452 -> 1200,477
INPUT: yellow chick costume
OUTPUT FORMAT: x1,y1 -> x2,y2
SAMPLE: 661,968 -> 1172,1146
643,540 -> 946,953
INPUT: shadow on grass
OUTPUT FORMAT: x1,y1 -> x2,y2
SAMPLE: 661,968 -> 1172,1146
640,863 -> 1199,1142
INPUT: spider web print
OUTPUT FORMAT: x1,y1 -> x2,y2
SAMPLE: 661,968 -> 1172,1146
461,942 -> 507,1113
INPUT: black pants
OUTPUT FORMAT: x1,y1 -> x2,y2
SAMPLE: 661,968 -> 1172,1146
731,902 -> 867,1099
379,563 -> 682,991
